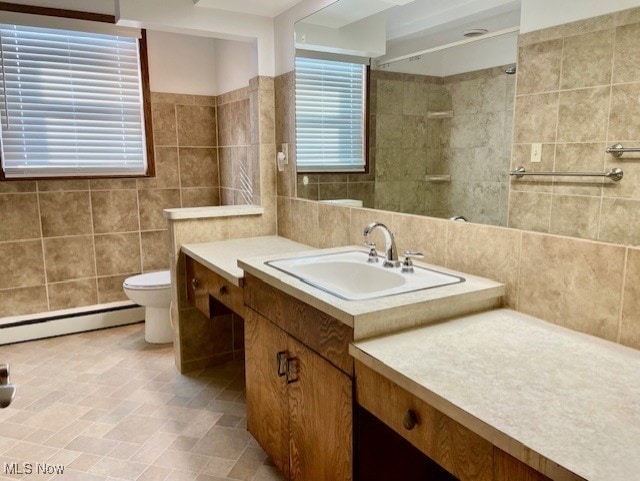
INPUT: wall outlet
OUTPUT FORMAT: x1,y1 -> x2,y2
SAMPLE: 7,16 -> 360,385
531,143 -> 542,163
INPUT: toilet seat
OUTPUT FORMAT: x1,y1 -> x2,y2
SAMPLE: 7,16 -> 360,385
123,270 -> 171,290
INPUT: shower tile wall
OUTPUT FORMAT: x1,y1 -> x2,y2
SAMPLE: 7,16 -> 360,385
444,67 -> 515,226
370,70 -> 449,217
370,68 -> 514,225
509,13 -> 640,244
0,93 -> 220,319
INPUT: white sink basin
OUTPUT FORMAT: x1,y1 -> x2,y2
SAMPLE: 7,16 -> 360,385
266,250 -> 464,301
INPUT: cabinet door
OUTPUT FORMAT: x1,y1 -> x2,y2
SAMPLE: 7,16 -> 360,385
288,337 -> 352,481
245,309 -> 290,477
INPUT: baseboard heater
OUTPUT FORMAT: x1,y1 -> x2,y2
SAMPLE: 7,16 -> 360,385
0,302 -> 145,345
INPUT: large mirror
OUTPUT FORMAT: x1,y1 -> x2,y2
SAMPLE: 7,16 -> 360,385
294,0 -> 520,227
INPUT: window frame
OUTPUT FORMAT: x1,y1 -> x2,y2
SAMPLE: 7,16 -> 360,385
294,55 -> 370,176
0,3 -> 155,181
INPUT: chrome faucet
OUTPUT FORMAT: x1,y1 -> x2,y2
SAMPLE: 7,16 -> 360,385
363,222 -> 401,268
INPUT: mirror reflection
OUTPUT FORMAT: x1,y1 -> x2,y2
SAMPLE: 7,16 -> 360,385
294,0 -> 520,226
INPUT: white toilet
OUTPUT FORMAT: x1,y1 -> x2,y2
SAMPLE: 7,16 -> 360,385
123,270 -> 173,344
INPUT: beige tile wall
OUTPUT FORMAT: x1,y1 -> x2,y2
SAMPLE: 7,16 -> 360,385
277,197 -> 640,350
509,9 -> 640,244
0,93 -> 220,318
169,76 -> 278,372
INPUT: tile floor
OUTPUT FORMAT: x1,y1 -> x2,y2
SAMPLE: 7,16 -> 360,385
0,324 -> 285,481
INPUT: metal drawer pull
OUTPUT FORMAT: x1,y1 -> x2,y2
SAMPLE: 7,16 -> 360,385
191,277 -> 200,289
276,351 -> 288,377
403,409 -> 419,431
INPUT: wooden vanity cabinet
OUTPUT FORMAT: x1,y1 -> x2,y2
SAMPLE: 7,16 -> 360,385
244,274 -> 353,481
355,360 -> 554,481
185,255 -> 244,316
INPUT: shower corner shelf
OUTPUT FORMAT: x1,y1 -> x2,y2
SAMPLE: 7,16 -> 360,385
427,110 -> 453,119
425,174 -> 451,183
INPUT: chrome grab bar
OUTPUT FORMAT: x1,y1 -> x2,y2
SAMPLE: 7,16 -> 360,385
606,143 -> 640,158
510,166 -> 623,182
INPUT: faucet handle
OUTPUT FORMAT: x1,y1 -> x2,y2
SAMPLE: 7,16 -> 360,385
402,251 -> 424,273
364,241 -> 379,263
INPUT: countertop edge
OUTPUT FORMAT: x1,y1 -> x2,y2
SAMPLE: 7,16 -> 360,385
164,205 -> 264,220
349,345 -> 585,481
181,244 -> 242,287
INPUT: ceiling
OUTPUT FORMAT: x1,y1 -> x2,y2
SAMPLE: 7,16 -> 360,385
298,0 -> 521,46
193,0 -> 308,17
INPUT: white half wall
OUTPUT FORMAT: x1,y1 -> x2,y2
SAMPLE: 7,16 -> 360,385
147,30 -> 217,96
521,0 -> 640,33
116,0 -> 273,76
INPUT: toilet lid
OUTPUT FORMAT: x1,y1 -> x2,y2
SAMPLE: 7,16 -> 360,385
124,270 -> 171,289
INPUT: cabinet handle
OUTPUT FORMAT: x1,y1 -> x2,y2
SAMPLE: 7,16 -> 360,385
276,351 -> 288,377
192,277 -> 200,289
285,357 -> 299,385
403,409 -> 419,431
219,285 -> 228,296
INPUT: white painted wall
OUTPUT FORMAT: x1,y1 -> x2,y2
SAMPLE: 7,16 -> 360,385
274,0 -> 339,75
116,0 -> 273,76
521,0 -> 640,33
214,39 -> 255,94
147,30 -> 217,95
295,12 -> 386,58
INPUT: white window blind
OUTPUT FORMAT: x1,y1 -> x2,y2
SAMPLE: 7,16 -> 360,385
295,56 -> 366,173
0,24 -> 147,178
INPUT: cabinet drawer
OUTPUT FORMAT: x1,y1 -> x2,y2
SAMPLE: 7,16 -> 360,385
355,360 -> 493,481
185,256 -> 244,317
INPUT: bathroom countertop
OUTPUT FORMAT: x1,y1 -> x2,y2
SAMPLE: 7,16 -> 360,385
237,246 -> 505,339
350,309 -> 640,481
164,205 -> 264,220
182,236 -> 313,286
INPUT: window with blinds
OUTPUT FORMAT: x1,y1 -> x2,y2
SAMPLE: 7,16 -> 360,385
0,23 -> 149,179
295,56 -> 366,173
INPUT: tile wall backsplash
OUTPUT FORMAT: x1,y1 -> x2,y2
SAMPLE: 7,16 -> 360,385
509,12 -> 640,244
0,93 -> 220,318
